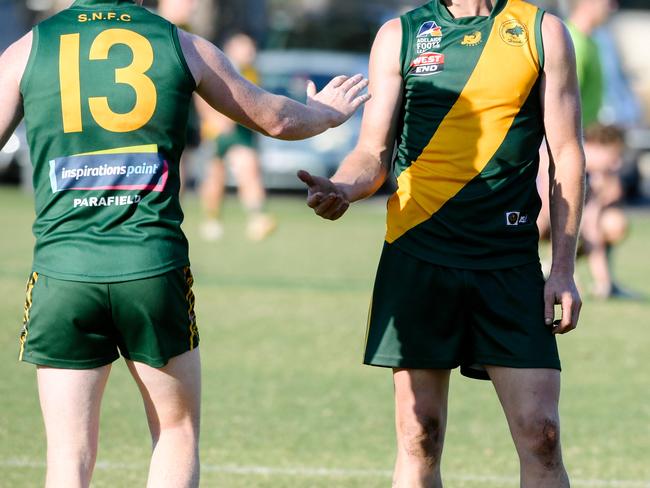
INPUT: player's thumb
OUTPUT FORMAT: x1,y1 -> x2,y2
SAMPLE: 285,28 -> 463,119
297,169 -> 315,188
306,80 -> 317,99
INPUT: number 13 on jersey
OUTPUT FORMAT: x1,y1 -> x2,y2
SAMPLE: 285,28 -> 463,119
59,28 -> 157,133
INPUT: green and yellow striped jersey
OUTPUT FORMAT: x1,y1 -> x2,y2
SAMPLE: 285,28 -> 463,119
21,0 -> 195,282
388,0 -> 546,269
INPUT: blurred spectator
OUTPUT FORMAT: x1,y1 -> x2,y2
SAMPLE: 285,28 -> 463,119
537,0 -> 644,299
156,0 -> 203,195
157,0 -> 197,28
593,28 -> 643,128
198,33 -> 277,241
581,124 -> 640,298
565,0 -> 618,128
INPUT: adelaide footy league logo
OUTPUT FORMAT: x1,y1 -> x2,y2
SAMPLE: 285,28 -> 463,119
417,21 -> 443,38
416,20 -> 443,53
410,52 -> 445,76
499,19 -> 528,46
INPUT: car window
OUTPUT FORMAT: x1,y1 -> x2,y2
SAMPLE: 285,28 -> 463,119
261,73 -> 334,103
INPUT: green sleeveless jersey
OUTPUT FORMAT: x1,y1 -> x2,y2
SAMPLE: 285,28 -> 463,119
21,0 -> 196,282
388,0 -> 546,269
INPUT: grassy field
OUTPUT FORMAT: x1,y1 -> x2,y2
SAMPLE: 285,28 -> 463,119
0,186 -> 649,488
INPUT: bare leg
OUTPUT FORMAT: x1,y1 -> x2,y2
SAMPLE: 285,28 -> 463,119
600,206 -> 628,246
37,364 -> 112,488
199,158 -> 227,240
392,368 -> 450,488
582,199 -> 612,297
200,157 -> 227,221
229,145 -> 276,240
486,366 -> 569,488
126,349 -> 201,488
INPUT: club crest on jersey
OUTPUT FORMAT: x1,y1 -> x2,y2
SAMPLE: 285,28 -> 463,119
416,20 -> 443,52
410,52 -> 445,76
461,31 -> 482,46
499,19 -> 528,46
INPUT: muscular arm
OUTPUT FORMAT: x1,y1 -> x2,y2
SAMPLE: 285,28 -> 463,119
178,30 -> 369,141
297,19 -> 403,218
0,32 -> 32,148
540,14 -> 585,333
330,19 -> 403,201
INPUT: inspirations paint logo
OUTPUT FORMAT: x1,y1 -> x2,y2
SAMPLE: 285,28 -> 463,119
49,144 -> 168,193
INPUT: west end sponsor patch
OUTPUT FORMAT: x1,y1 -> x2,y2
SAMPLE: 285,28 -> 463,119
410,52 -> 445,76
416,20 -> 443,53
49,151 -> 168,193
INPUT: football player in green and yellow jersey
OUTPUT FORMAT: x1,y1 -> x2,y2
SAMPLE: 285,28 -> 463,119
0,0 -> 369,486
299,0 -> 585,485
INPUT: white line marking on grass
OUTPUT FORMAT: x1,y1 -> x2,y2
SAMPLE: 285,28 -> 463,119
3,458 -> 649,487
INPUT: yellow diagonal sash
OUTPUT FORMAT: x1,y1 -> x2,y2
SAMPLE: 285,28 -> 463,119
386,1 -> 541,243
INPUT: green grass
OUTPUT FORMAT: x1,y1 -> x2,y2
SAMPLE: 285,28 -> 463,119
0,186 -> 649,487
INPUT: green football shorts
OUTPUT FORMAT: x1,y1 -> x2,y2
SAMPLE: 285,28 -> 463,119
215,124 -> 256,158
364,243 -> 560,380
19,267 -> 199,369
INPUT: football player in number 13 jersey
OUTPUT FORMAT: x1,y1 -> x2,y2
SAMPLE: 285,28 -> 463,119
0,0 -> 369,486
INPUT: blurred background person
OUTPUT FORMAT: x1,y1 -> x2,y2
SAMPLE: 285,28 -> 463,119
198,33 -> 277,241
537,0 -> 644,299
581,124 -> 640,298
565,0 -> 618,128
539,0 -> 616,241
157,0 -> 203,196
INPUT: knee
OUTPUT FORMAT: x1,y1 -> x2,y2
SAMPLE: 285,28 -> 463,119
398,412 -> 445,464
152,415 -> 199,448
601,208 -> 628,244
515,414 -> 562,468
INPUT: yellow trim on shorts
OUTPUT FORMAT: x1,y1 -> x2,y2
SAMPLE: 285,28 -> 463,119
362,296 -> 373,359
19,272 -> 39,361
184,267 -> 198,350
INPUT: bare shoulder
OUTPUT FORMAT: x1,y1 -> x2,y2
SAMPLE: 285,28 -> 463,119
0,30 -> 33,82
177,28 -> 231,88
176,29 -> 203,85
541,13 -> 574,67
374,18 -> 402,47
370,18 -> 402,74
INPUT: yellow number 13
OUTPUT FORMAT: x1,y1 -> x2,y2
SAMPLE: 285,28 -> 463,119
60,29 -> 157,133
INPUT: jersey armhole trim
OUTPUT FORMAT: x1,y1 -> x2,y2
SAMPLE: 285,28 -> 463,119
399,15 -> 411,79
19,26 -> 40,97
169,24 -> 197,90
535,9 -> 545,71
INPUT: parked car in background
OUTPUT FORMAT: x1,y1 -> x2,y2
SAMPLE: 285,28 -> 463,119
609,10 -> 650,201
252,50 -> 368,190
0,124 -> 30,187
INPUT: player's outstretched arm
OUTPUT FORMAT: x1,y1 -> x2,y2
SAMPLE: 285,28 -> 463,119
297,18 -> 403,220
178,30 -> 369,141
540,14 -> 586,334
0,32 -> 32,148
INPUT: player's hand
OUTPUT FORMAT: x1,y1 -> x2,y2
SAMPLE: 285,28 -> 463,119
297,170 -> 350,220
544,272 -> 582,334
306,74 -> 370,128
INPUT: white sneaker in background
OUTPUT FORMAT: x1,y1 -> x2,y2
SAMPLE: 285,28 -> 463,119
200,220 -> 224,241
246,214 -> 277,241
